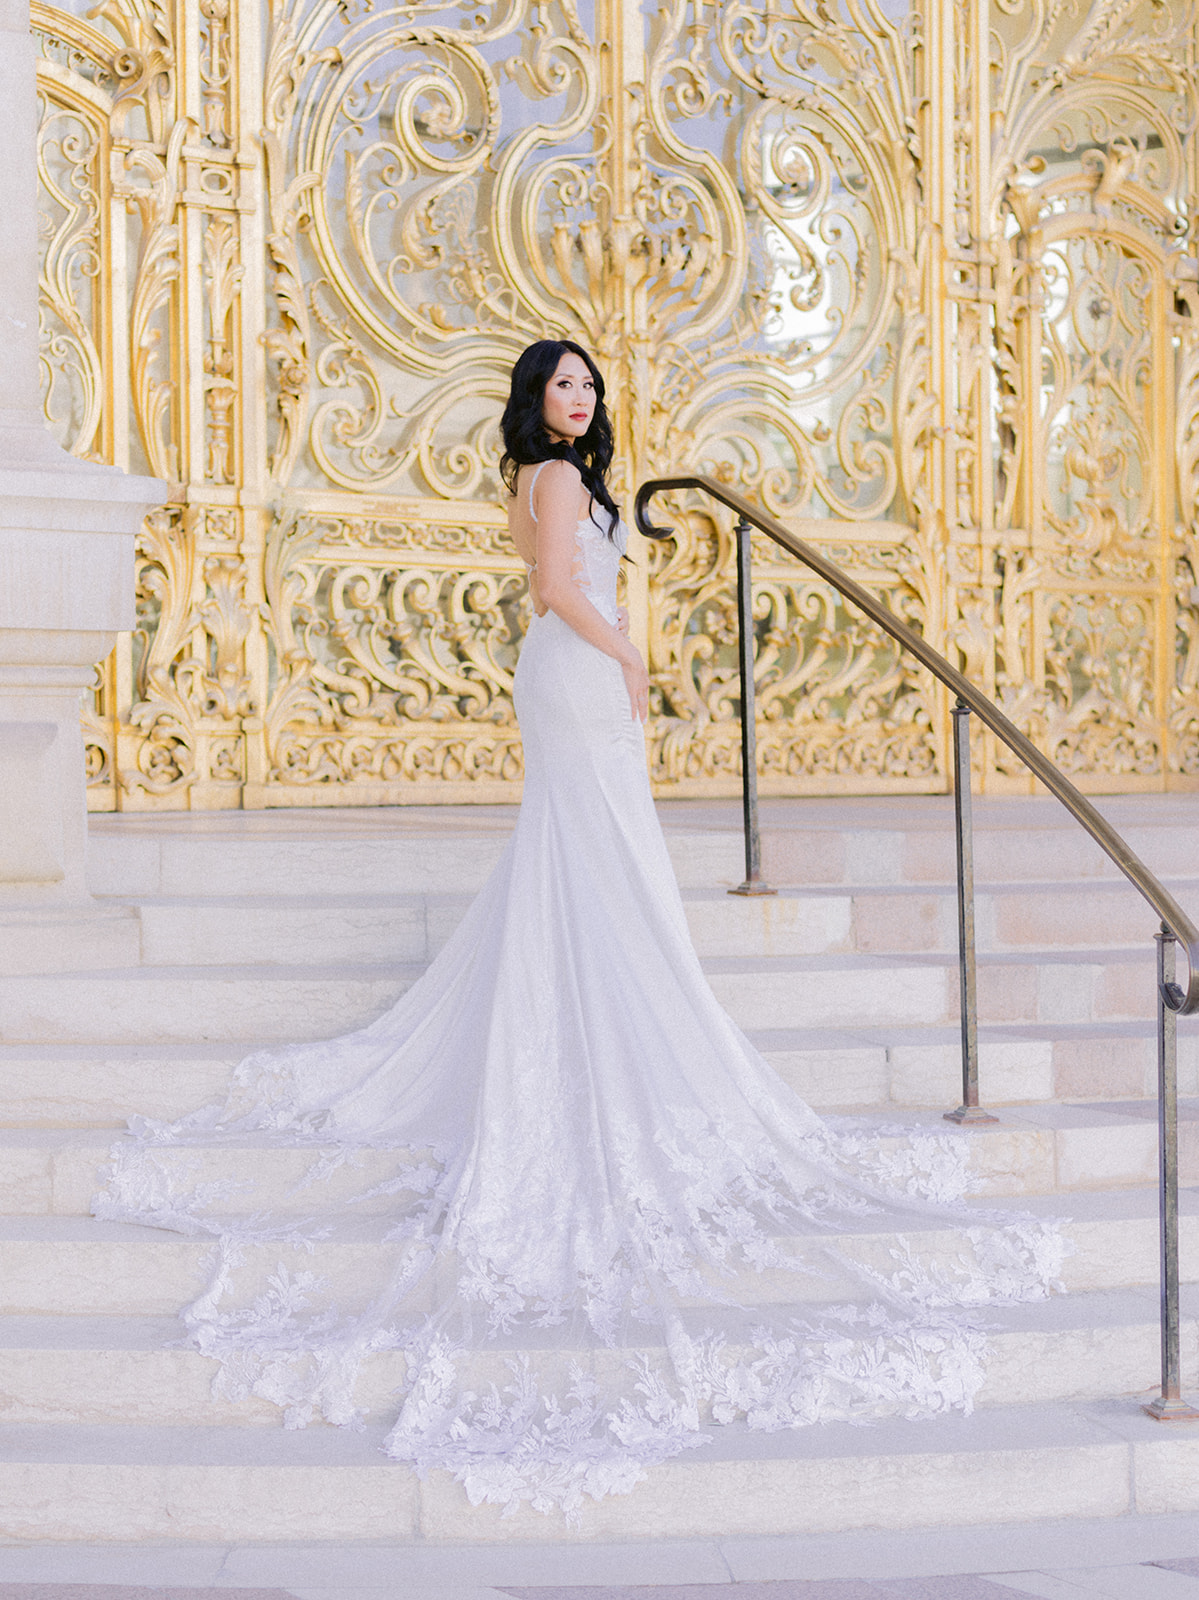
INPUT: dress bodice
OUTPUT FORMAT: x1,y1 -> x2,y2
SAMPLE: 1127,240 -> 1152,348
571,510 -> 627,623
525,461 -> 626,624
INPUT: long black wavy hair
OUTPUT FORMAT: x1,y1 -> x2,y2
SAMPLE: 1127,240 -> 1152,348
499,339 -> 619,536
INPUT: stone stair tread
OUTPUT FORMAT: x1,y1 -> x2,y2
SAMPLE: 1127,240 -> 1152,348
749,1021 -> 1161,1044
0,1096 -> 1177,1149
89,806 -> 525,836
0,1419 -> 393,1466
0,1399 -> 1183,1540
1002,1100 -> 1184,1128
6,951 -> 1156,980
84,796 -> 1198,834
96,878 -> 1199,903
0,1022 -> 1165,1056
687,879 -> 1199,898
968,1184 -> 1199,1220
874,1098 -> 1187,1130
0,1216 -> 202,1242
0,1285 -> 1179,1350
0,1107 -> 1179,1217
5,962 -> 424,982
0,1314 -> 179,1348
0,1183 -> 1186,1242
0,1041 -> 249,1060
704,949 -> 1154,973
102,892 -> 468,908
0,1214 -> 394,1243
685,1397 -> 1170,1461
0,1397 -> 1167,1467
0,1030 -> 1184,1130
0,1291 -> 1181,1431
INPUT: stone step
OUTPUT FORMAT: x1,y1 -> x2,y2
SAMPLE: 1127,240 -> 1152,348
0,1398 -> 1192,1541
119,889 -> 856,969
0,1289 -> 1189,1430
0,1044 -> 244,1128
771,1022 -> 1199,1108
699,883 -> 1181,959
0,1192 -> 1191,1315
85,797 -> 1199,901
759,1022 -> 1199,1109
0,1025 -> 1189,1127
767,814 -> 1199,890
87,820 -> 519,901
22,798 -> 1193,1551
0,948 -> 1164,1046
706,949 -> 1156,1030
840,883 -> 1177,957
85,820 -> 741,899
0,965 -> 417,1045
0,1104 -> 1189,1215
0,905 -> 142,979
108,879 -> 1196,972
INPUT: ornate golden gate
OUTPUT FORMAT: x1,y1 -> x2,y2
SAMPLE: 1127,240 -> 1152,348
31,0 -> 1199,808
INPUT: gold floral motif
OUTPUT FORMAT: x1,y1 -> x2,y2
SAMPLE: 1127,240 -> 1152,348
202,216 -> 242,484
36,96 -> 105,460
255,509 -> 527,799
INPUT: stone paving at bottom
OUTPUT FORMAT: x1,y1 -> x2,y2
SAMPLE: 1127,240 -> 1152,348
9,1567 -> 1199,1600
0,1591 -> 295,1600
9,1525 -> 1199,1600
494,1572 -> 1199,1599
503,1570 -> 1199,1598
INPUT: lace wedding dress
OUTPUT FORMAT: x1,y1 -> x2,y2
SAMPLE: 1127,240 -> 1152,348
97,470 -> 1066,1518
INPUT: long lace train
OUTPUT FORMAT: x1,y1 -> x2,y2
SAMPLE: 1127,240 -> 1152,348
95,497 -> 1067,1518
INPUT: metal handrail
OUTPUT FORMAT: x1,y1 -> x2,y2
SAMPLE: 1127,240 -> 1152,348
636,475 -> 1199,1011
637,471 -> 1199,1419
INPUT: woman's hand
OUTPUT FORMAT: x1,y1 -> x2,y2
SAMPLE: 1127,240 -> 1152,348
616,606 -> 630,636
619,645 -> 649,723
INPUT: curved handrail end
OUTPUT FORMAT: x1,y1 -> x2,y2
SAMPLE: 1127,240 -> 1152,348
634,480 -> 677,543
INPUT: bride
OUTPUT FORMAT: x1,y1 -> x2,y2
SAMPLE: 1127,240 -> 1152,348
97,339 -> 1065,1518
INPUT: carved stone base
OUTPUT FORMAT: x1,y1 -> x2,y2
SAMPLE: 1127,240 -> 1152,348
0,434 -> 162,908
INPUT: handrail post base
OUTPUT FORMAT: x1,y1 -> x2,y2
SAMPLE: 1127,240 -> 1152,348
1143,1395 -> 1199,1422
943,1104 -> 1000,1126
729,881 -> 777,898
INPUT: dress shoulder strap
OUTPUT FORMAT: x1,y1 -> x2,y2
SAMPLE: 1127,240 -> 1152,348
526,460 -> 550,524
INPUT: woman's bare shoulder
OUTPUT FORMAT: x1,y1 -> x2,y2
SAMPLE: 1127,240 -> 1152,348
532,458 -> 583,491
532,459 -> 587,520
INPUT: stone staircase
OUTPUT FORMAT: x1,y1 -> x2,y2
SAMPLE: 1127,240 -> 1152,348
1,794 -> 1198,1543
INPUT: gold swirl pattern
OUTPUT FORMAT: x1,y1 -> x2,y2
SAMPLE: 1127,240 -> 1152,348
26,0 -> 1199,806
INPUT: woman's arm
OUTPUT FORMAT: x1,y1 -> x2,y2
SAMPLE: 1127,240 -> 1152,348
533,460 -> 648,721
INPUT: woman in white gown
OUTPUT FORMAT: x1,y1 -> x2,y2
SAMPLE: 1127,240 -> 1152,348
98,340 -> 1065,1518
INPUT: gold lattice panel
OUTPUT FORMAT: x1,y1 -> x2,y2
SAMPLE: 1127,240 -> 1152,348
31,0 -> 1199,808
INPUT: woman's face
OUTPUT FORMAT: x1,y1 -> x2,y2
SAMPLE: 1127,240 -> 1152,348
542,352 -> 597,443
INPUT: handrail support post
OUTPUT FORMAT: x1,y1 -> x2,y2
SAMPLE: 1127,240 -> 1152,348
945,701 -> 997,1126
1145,925 -> 1199,1420
729,517 -> 775,899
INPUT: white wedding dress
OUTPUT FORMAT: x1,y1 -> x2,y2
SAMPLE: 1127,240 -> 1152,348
97,471 -> 1066,1518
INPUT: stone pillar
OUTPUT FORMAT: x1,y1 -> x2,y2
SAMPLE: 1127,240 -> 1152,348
0,0 -> 165,971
